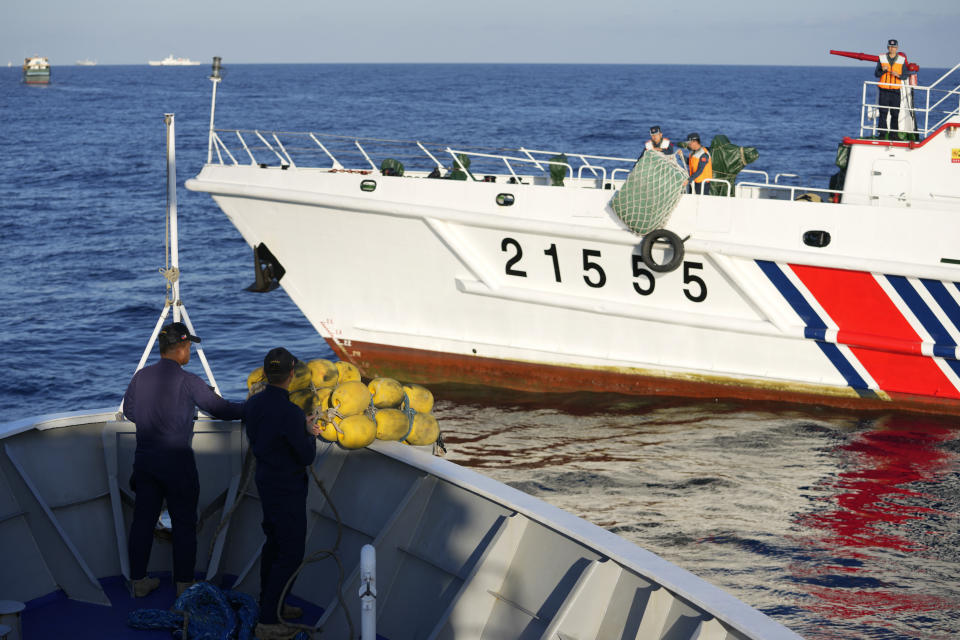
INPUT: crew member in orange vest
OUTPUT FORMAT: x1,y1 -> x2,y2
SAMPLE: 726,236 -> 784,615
683,133 -> 712,195
875,39 -> 905,139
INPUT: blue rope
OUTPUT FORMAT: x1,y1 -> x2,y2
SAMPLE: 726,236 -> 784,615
128,582 -> 311,640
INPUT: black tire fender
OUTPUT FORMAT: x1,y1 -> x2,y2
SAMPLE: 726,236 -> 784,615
640,229 -> 685,273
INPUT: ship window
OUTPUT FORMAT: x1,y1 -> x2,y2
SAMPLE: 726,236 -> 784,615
360,180 -> 377,192
496,193 -> 515,206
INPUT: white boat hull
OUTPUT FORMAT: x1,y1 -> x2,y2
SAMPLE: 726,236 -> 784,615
187,127 -> 960,414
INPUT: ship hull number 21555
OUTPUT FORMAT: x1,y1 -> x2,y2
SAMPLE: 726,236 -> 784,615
500,237 -> 707,303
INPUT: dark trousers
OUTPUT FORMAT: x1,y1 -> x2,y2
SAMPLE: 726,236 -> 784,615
688,180 -> 709,195
878,88 -> 900,135
258,488 -> 307,624
128,454 -> 200,582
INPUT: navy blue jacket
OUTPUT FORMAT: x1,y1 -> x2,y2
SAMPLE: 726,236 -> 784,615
243,385 -> 317,495
123,358 -> 244,461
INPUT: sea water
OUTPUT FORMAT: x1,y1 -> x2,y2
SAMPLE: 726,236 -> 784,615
1,63 -> 958,639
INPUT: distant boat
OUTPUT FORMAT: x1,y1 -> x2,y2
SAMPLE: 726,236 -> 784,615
75,59 -> 97,66
22,55 -> 50,84
148,54 -> 202,66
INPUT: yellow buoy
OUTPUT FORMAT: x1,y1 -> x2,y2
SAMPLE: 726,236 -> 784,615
405,412 -> 439,446
337,414 -> 376,449
289,361 -> 313,393
288,388 -> 316,412
374,408 -> 410,441
247,367 -> 267,396
308,359 -> 339,388
330,381 -> 372,416
368,378 -> 404,408
316,386 -> 333,410
336,360 -> 361,384
318,418 -> 340,442
403,384 -> 434,413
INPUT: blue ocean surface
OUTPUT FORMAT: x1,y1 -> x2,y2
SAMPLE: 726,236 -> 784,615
1,63 -> 959,639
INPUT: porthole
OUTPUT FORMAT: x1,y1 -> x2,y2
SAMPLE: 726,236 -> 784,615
360,180 -> 377,192
802,230 -> 831,247
496,193 -> 515,206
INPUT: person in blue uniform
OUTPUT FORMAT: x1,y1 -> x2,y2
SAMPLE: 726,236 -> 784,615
122,322 -> 244,597
243,347 -> 321,639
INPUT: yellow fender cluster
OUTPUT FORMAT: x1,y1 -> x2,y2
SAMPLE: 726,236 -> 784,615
246,360 -> 441,451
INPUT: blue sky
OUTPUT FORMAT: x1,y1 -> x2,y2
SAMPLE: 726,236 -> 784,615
2,0 -> 957,67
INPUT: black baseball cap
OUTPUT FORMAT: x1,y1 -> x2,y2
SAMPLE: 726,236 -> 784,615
686,132 -> 700,142
158,322 -> 200,350
649,125 -> 662,135
888,39 -> 898,47
264,347 -> 298,376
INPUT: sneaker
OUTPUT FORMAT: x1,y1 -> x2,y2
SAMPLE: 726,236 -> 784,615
176,581 -> 197,597
131,576 -> 160,597
254,622 -> 300,640
281,603 -> 303,619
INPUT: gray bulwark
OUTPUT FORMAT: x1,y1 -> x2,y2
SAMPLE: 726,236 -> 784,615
0,410 -> 802,640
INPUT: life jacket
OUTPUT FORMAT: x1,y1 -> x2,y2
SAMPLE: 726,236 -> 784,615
645,137 -> 671,151
879,53 -> 905,90
688,148 -> 712,183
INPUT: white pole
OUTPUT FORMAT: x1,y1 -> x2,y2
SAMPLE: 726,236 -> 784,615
164,113 -> 180,322
207,57 -> 222,164
359,544 -> 376,640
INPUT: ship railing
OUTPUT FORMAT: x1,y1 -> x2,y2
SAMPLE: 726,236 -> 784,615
735,180 -> 844,203
739,169 -> 770,184
208,128 -> 637,189
858,62 -> 960,138
700,178 -> 732,196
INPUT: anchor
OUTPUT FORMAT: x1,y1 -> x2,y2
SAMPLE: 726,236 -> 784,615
246,242 -> 285,292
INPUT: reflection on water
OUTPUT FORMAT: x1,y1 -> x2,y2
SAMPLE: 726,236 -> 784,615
432,386 -> 960,640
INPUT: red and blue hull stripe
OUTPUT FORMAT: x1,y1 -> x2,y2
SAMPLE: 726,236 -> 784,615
758,260 -> 960,403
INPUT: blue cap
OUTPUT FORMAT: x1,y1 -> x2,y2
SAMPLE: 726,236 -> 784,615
264,347 -> 298,376
649,126 -> 661,135
888,39 -> 898,47
686,132 -> 700,142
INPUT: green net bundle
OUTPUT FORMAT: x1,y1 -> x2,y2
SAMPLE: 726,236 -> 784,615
610,151 -> 686,235
707,135 -> 759,196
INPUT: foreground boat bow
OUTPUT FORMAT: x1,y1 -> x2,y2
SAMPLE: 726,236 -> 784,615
0,410 -> 801,639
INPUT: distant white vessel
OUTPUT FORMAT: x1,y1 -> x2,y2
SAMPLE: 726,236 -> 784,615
75,59 -> 97,66
22,55 -> 50,84
148,54 -> 202,66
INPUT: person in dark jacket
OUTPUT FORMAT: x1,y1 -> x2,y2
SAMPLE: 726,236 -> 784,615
122,322 -> 244,598
243,347 -> 321,639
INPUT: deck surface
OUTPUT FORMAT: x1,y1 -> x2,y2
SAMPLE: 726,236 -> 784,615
22,575 -> 324,639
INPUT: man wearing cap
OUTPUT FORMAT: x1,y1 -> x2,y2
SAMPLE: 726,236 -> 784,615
638,126 -> 675,159
875,39 -> 906,139
122,322 -> 244,598
243,347 -> 322,639
683,133 -> 713,195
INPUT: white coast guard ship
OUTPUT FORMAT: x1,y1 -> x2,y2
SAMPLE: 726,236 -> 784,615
187,59 -> 960,416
